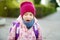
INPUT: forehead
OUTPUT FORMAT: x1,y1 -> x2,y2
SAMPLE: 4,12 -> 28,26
24,12 -> 33,15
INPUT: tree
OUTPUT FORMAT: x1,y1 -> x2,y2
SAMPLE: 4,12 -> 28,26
34,0 -> 41,4
50,0 -> 59,8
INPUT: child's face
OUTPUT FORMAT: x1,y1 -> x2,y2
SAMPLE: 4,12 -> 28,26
23,12 -> 34,22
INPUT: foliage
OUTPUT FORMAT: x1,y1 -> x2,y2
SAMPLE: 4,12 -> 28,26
35,4 -> 56,18
34,0 -> 41,4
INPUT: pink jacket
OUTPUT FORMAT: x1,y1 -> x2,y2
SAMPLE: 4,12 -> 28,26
8,15 -> 42,40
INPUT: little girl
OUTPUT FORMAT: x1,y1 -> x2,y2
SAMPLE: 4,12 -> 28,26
8,1 -> 42,40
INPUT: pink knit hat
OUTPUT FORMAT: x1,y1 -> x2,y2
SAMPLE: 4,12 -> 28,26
20,1 -> 36,17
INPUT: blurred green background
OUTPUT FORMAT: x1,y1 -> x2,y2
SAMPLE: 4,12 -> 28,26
0,0 -> 59,18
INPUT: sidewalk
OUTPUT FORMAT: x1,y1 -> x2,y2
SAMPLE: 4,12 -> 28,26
0,9 -> 60,40
40,9 -> 60,40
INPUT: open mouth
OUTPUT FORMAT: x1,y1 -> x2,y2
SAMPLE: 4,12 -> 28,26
26,20 -> 30,22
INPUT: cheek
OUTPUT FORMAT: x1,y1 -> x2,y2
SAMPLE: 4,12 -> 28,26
30,16 -> 33,19
23,16 -> 27,20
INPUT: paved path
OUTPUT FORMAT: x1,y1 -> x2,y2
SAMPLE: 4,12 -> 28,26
0,9 -> 60,40
39,10 -> 60,40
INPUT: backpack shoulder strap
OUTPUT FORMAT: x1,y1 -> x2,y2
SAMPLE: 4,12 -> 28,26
13,21 -> 20,40
33,23 -> 39,39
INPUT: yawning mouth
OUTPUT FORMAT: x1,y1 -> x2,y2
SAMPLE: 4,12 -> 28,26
26,20 -> 30,22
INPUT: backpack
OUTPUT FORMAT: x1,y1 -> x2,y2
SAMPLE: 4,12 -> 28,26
13,21 -> 39,40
